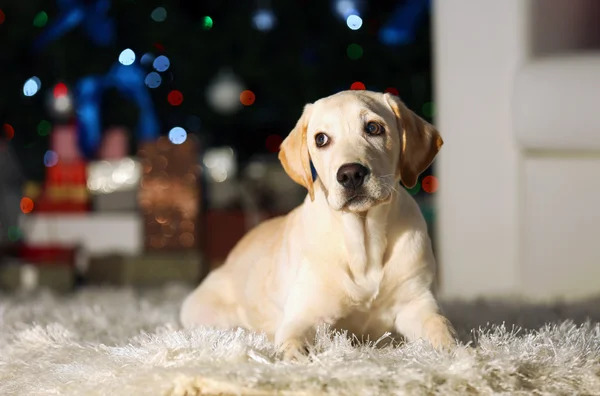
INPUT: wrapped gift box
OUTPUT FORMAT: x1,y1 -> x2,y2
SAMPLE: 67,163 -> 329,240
138,137 -> 201,251
98,126 -> 129,160
0,262 -> 74,293
86,252 -> 203,286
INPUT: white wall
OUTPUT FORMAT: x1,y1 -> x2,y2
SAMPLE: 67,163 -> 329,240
433,0 -> 529,299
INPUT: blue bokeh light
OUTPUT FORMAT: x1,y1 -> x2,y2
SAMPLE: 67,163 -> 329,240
151,7 -> 167,22
118,48 -> 136,66
346,14 -> 362,30
252,9 -> 276,31
23,77 -> 42,97
44,150 -> 59,167
153,55 -> 170,72
168,127 -> 187,145
140,53 -> 155,66
144,72 -> 162,88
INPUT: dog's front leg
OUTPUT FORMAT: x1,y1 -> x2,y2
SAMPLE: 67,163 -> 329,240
392,278 -> 456,349
274,267 -> 344,361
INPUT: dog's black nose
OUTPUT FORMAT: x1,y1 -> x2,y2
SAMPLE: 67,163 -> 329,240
336,163 -> 369,190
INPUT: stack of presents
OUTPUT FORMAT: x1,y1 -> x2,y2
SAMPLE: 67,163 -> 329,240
0,124 -> 305,293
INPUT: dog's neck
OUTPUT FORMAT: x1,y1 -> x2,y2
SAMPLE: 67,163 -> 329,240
339,195 -> 393,283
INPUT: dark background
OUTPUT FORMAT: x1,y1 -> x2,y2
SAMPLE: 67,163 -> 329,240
0,0 -> 434,182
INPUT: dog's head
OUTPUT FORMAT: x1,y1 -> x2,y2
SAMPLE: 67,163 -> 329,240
279,90 -> 443,213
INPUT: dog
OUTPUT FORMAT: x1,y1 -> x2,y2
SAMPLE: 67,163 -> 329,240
180,90 -> 456,360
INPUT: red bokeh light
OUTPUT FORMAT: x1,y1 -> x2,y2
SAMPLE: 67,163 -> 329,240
3,123 -> 14,140
20,197 -> 34,214
265,134 -> 283,153
422,175 -> 439,193
168,90 -> 184,106
153,42 -> 165,52
0,9 -> 5,25
350,81 -> 366,90
240,90 -> 256,106
384,87 -> 399,96
53,83 -> 68,98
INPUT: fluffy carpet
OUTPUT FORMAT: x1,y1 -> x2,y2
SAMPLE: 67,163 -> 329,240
1,285 -> 600,396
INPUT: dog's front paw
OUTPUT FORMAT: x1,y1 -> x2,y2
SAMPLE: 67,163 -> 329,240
278,338 -> 309,362
423,314 -> 456,350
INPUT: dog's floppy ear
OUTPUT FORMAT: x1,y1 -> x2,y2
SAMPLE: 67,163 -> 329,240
384,93 -> 443,189
279,104 -> 315,201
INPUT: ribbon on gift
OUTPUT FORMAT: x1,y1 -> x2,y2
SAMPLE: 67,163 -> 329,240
74,62 -> 160,158
33,0 -> 115,51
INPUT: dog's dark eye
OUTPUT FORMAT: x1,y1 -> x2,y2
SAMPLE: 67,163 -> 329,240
315,133 -> 329,147
366,122 -> 384,136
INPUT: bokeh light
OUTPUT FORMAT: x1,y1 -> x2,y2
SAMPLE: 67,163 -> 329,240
144,72 -> 162,88
8,226 -> 22,242
20,197 -> 34,214
350,81 -> 366,90
23,76 -> 42,97
346,15 -> 362,30
37,120 -> 52,136
167,90 -> 183,106
151,7 -> 167,22
347,43 -> 363,60
252,9 -> 276,31
53,82 -> 68,98
153,42 -> 165,52
168,127 -> 187,145
118,48 -> 136,66
44,150 -> 59,167
385,87 -> 399,96
140,53 -> 155,66
240,90 -> 256,106
422,175 -> 438,193
53,95 -> 72,114
153,55 -> 170,72
33,11 -> 48,27
405,180 -> 421,195
0,9 -> 5,25
3,123 -> 14,140
202,16 -> 213,30
422,102 -> 435,117
265,134 -> 283,153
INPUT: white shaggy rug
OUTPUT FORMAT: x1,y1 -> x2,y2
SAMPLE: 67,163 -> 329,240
1,285 -> 600,395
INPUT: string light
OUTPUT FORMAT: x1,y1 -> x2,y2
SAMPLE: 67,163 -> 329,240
202,16 -> 213,30
167,90 -> 183,106
347,43 -> 363,60
151,7 -> 167,22
144,72 -> 162,88
118,49 -> 136,66
43,150 -> 59,167
350,81 -> 365,90
33,11 -> 48,27
53,82 -> 68,98
37,120 -> 52,136
385,87 -> 399,96
153,55 -> 170,72
422,102 -> 435,117
346,15 -> 362,30
240,90 -> 255,106
23,77 -> 42,97
3,124 -> 14,140
168,127 -> 187,145
20,197 -> 34,214
422,175 -> 438,193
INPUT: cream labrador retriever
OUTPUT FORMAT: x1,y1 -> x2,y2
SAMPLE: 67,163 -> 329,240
180,90 -> 455,359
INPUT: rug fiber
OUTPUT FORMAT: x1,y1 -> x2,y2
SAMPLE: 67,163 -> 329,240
1,285 -> 600,395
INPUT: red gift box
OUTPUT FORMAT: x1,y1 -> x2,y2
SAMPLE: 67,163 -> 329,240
17,244 -> 77,267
